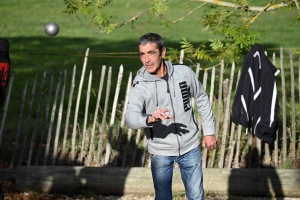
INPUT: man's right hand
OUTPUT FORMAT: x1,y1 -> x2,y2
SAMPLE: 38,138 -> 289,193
148,108 -> 174,123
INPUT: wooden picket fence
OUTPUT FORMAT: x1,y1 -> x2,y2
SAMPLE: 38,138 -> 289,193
0,48 -> 299,169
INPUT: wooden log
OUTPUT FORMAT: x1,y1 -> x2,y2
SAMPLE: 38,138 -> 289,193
0,169 -> 17,182
15,166 -> 300,197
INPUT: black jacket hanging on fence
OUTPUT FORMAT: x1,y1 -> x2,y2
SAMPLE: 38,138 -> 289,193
0,38 -> 10,109
231,44 -> 280,144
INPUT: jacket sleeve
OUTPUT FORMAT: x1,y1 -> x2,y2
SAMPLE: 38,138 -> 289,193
258,54 -> 280,137
231,58 -> 253,129
188,67 -> 216,135
125,82 -> 152,130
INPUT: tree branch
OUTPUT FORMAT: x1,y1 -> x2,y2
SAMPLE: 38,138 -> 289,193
191,0 -> 288,11
172,3 -> 207,23
114,9 -> 150,29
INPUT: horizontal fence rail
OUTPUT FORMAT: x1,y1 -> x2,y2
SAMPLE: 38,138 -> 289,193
0,48 -> 299,169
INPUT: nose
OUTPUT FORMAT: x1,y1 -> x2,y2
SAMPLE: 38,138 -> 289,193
145,53 -> 151,63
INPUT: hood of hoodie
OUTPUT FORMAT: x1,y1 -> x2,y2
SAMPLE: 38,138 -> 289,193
132,60 -> 176,106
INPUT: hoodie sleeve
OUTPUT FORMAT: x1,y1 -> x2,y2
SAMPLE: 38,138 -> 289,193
125,82 -> 152,129
231,57 -> 253,129
188,67 -> 216,136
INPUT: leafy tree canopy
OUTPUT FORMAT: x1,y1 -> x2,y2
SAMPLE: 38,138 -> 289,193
63,0 -> 300,63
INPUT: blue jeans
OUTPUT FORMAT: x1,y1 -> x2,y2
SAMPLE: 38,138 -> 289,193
150,146 -> 204,200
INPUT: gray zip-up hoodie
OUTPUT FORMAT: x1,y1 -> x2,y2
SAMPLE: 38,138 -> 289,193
125,60 -> 215,156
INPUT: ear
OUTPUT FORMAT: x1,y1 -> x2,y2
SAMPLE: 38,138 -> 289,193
161,47 -> 166,58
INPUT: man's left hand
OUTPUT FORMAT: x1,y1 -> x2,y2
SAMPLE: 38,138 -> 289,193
202,135 -> 217,151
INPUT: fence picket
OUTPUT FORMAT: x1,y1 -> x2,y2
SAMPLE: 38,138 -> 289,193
79,70 -> 92,164
61,65 -> 76,164
121,128 -> 133,167
27,72 -> 47,166
114,72 -> 132,167
86,65 -> 106,166
18,75 -> 37,166
44,71 -> 62,165
96,67 -> 112,166
280,47 -> 287,163
52,70 -> 67,165
36,75 -> 54,165
10,80 -> 28,168
132,129 -> 141,167
0,74 -> 14,147
289,49 -> 296,158
272,52 -> 279,166
105,65 -> 124,165
210,59 -> 224,168
72,48 -> 89,161
219,61 -> 235,168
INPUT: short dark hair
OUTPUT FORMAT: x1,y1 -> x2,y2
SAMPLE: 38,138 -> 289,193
138,33 -> 164,54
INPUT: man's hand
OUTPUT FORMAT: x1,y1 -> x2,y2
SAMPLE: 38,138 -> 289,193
202,135 -> 217,151
148,109 -> 174,123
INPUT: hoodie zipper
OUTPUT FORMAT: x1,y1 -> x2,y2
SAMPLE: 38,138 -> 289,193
165,79 -> 181,156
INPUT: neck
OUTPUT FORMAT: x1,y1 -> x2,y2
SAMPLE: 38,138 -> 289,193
156,60 -> 166,77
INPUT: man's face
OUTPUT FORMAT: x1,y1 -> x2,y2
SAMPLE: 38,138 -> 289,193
138,42 -> 166,74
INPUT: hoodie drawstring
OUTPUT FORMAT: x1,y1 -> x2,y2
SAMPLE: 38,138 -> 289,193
155,81 -> 158,106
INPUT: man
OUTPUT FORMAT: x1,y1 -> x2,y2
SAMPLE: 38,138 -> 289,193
125,33 -> 217,200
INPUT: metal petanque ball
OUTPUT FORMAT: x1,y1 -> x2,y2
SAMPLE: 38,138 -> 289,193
45,22 -> 59,36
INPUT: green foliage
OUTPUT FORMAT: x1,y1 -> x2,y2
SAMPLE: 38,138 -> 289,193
148,0 -> 168,23
62,0 -> 300,62
201,3 -> 264,62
